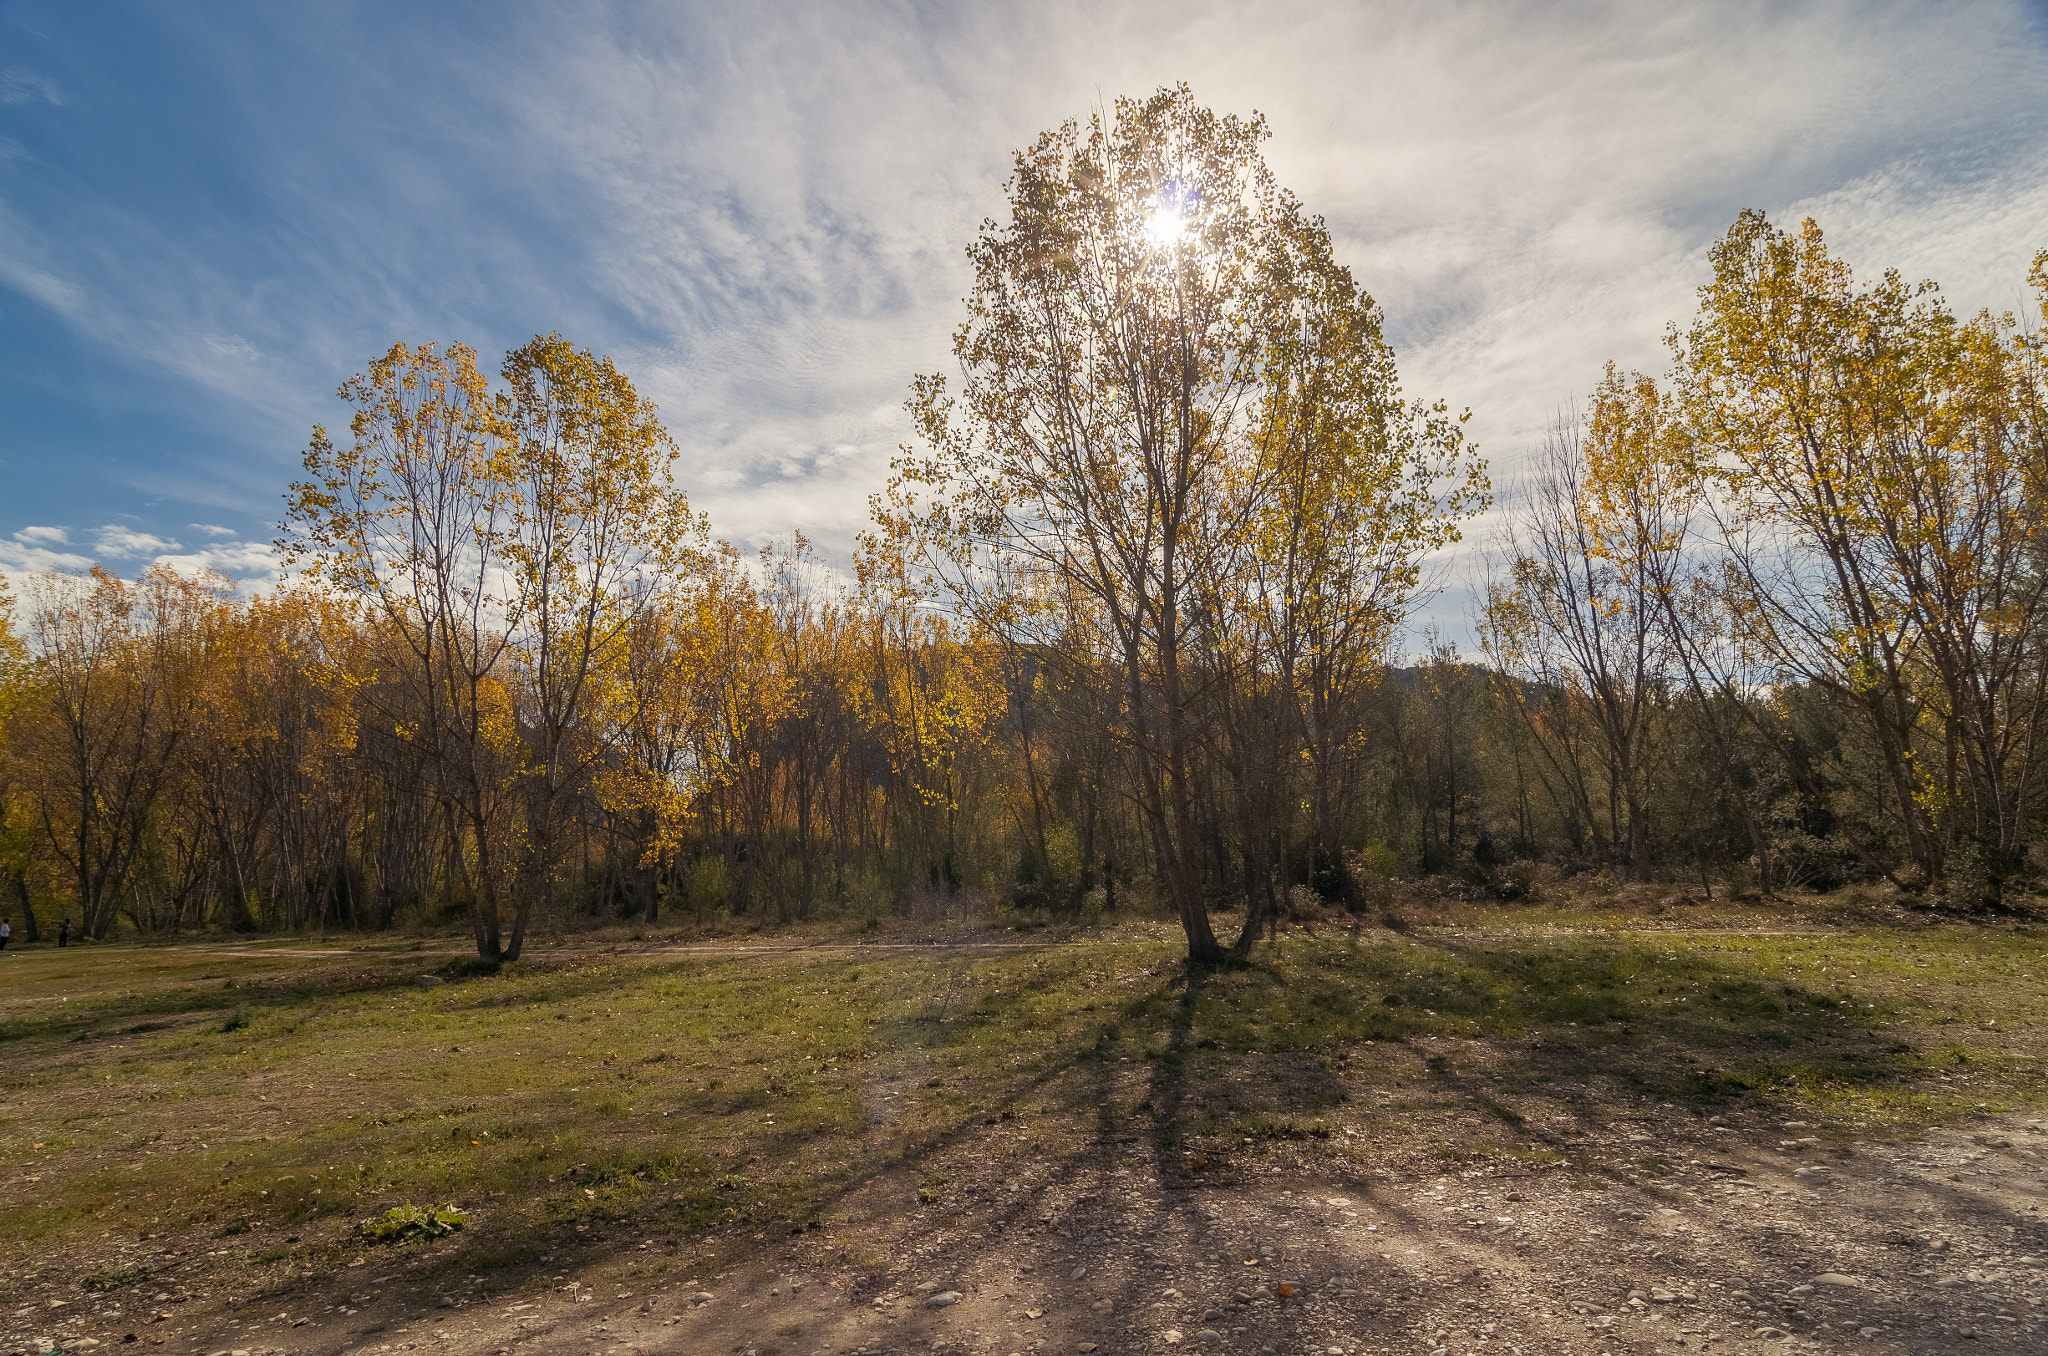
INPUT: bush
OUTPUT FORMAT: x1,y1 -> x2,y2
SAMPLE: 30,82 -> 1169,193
1357,842 -> 1401,879
1310,847 -> 1353,905
1493,859 -> 1544,901
359,1202 -> 468,1244
1285,884 -> 1340,921
688,855 -> 731,919
1044,824 -> 1083,894
1945,834 -> 2028,910
843,869 -> 891,928
1345,846 -> 1396,909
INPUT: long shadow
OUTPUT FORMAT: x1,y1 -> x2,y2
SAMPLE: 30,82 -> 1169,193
1381,925 -> 2035,1126
365,921 -> 2046,1356
0,945 -> 489,1048
16,923 -> 2047,1356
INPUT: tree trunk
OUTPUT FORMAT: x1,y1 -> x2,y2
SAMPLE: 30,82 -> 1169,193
12,874 -> 38,943
1626,784 -> 1652,883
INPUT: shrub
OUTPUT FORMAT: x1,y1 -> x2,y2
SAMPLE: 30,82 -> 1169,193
844,869 -> 891,928
1044,824 -> 1083,894
1346,846 -> 1397,909
688,855 -> 731,919
1494,859 -> 1544,901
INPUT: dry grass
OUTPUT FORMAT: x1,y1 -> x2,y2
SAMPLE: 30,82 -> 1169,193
0,896 -> 2041,1296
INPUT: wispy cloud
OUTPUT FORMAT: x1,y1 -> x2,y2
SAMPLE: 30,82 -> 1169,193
91,525 -> 181,558
0,0 -> 2043,633
0,68 -> 61,106
482,0 -> 2048,561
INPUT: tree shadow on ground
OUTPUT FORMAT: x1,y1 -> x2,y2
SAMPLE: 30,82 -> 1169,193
505,926 -> 2046,1355
14,925 -> 2047,1356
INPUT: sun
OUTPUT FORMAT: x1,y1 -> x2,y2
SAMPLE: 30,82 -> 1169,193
1144,203 -> 1188,249
1140,177 -> 1199,251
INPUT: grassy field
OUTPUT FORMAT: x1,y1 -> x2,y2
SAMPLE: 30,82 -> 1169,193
0,893 -> 2042,1296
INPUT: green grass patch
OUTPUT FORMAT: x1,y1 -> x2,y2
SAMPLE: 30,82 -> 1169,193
361,1202 -> 468,1243
80,1264 -> 152,1292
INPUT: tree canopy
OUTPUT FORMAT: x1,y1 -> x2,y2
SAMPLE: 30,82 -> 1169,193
1,96 -> 2044,952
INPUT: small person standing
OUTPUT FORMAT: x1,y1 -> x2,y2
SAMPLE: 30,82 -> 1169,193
57,918 -> 69,948
0,918 -> 10,950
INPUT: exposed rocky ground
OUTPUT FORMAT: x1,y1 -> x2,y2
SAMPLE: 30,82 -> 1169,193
9,1043 -> 2044,1356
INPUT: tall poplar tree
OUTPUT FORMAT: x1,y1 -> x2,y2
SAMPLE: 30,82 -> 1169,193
884,85 -> 1481,962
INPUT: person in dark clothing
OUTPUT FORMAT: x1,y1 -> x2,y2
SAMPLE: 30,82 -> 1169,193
0,918 -> 10,949
57,918 -> 69,947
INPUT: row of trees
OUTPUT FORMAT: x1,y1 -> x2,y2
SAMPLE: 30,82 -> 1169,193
0,90 -> 2042,964
1485,214 -> 2048,907
0,332 -> 1045,961
0,536 -> 1017,958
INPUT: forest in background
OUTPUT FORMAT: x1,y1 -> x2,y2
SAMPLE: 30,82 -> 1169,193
1,89 -> 2044,963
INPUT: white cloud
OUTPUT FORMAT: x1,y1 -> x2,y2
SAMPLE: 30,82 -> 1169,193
189,523 -> 237,537
0,240 -> 88,320
91,525 -> 182,559
148,539 -> 281,581
0,527 -> 92,577
0,523 -> 279,599
0,524 -> 92,589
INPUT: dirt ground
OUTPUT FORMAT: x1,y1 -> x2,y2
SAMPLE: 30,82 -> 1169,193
8,1028 -> 2044,1356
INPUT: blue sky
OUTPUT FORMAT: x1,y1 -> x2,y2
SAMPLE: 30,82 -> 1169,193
3,0 -> 2046,637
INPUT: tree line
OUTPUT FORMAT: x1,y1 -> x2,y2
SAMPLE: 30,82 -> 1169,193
0,88 -> 2042,963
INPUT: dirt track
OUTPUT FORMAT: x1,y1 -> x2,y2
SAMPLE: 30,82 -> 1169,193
15,1037 -> 2044,1356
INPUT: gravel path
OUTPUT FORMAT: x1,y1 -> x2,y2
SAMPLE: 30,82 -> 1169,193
16,1095 -> 2039,1356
